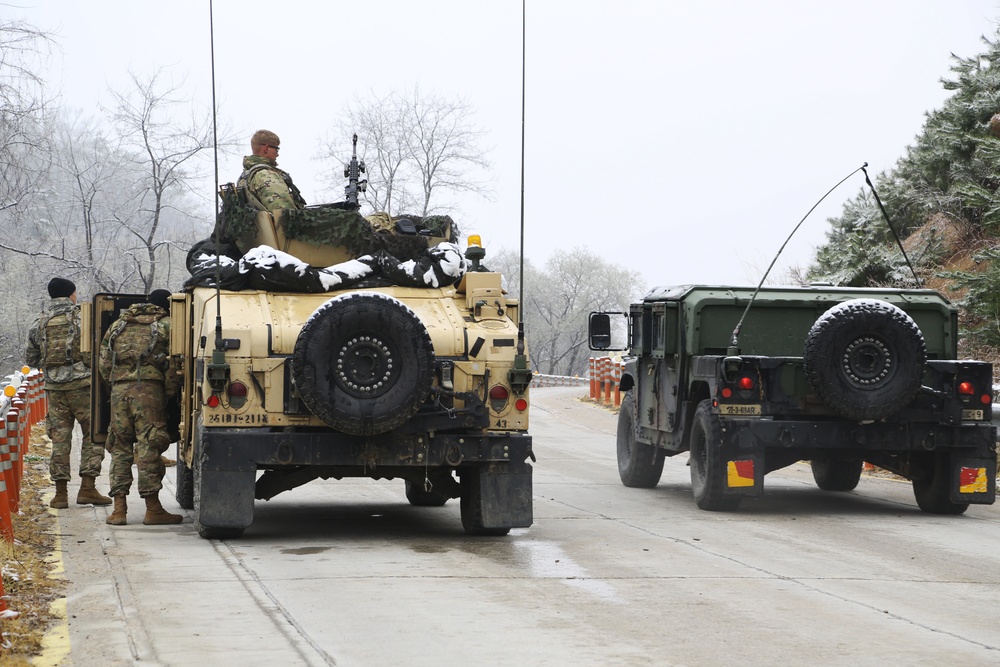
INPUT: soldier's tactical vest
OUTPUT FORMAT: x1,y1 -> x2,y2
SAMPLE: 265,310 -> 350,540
39,310 -> 81,371
105,317 -> 162,369
237,163 -> 306,211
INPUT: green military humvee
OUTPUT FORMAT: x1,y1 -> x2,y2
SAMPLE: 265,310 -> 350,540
589,285 -> 997,513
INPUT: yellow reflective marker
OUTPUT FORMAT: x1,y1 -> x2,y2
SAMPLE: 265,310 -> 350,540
727,460 -> 755,487
959,467 -> 988,494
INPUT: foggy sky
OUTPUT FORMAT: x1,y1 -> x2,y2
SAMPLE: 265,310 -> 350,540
15,0 -> 1000,292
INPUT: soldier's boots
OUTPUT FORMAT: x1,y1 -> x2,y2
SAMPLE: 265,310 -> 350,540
76,476 -> 113,506
49,480 -> 69,509
142,495 -> 183,525
106,495 -> 127,526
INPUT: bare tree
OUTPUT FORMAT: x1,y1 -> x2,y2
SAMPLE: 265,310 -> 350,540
39,112 -> 136,291
104,69 -> 217,292
404,86 -> 492,216
322,91 -> 415,213
0,19 -> 54,213
318,86 -> 493,216
0,25 -> 224,364
492,247 -> 645,376
0,70 -> 218,295
0,19 -> 61,366
0,108 -> 170,295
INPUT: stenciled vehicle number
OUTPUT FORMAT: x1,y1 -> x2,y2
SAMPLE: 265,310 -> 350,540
962,409 -> 984,421
719,404 -> 761,416
207,412 -> 269,425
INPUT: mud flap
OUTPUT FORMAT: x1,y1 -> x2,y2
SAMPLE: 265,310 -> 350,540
195,468 -> 256,528
464,462 -> 533,530
194,435 -> 256,536
715,418 -> 763,499
951,456 -> 997,505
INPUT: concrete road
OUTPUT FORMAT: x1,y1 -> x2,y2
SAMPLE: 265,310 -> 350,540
47,387 -> 1000,666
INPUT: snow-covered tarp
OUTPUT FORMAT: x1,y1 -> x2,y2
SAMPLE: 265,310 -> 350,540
184,240 -> 469,293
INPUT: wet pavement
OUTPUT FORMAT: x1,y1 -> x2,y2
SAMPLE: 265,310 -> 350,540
41,387 -> 1000,666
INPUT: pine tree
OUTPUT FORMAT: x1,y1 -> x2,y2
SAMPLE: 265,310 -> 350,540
811,31 -> 1000,352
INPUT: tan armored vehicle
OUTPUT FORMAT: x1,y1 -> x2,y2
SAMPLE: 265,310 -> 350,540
85,147 -> 534,538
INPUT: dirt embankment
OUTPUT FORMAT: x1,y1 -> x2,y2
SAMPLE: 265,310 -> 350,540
1,428 -> 64,665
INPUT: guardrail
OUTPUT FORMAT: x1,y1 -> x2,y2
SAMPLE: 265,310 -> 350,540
1,367 -> 45,615
530,372 -> 589,388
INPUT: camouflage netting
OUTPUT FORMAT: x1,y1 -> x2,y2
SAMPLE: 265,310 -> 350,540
215,187 -> 459,260
185,190 -> 469,293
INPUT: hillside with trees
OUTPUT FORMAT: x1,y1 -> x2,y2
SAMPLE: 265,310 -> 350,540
808,31 -> 1000,368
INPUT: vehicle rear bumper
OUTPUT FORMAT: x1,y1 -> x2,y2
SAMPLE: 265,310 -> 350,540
199,428 -> 533,473
720,417 -> 996,456
716,417 -> 996,504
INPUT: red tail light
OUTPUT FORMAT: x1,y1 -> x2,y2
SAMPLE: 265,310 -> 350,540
488,385 -> 510,411
957,381 -> 975,396
227,381 -> 249,408
738,377 -> 754,391
489,386 -> 509,401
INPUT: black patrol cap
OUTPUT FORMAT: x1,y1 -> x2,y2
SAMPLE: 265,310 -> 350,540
148,289 -> 171,312
48,277 -> 76,298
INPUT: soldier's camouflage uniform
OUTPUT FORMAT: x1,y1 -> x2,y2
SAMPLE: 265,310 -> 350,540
98,303 -> 179,498
238,155 -> 306,212
26,297 -> 104,482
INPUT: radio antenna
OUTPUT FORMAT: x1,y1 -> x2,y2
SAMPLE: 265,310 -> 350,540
518,0 -> 526,316
204,0 -> 233,398
209,0 -> 219,223
728,163 -> 867,353
862,163 -> 920,287
508,0 -> 532,394
208,0 -> 223,350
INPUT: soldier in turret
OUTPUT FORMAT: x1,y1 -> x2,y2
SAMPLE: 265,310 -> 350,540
237,129 -> 307,212
99,290 -> 183,526
26,277 -> 112,509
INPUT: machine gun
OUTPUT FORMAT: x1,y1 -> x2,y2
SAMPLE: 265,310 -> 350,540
343,133 -> 367,210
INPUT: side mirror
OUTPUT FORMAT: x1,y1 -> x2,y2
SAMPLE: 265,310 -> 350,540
588,311 -> 629,351
589,313 -> 612,350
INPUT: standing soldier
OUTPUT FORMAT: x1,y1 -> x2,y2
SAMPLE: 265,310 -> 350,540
99,290 -> 182,526
26,277 -> 112,508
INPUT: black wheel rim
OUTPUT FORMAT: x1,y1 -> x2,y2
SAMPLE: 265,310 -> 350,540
333,332 -> 398,399
841,335 -> 893,388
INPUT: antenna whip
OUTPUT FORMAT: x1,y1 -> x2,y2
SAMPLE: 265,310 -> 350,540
729,163 -> 867,350
862,163 -> 920,287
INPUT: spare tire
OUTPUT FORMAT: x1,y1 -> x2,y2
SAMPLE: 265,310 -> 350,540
804,299 -> 925,421
291,292 -> 434,435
